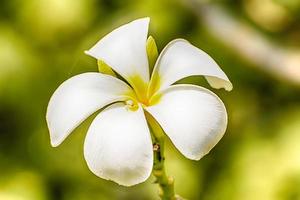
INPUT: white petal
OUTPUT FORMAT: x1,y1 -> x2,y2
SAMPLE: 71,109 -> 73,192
85,18 -> 150,83
84,103 -> 153,186
46,73 -> 134,147
146,84 -> 227,160
151,39 -> 232,92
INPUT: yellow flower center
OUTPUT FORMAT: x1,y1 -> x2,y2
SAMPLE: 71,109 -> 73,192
126,73 -> 161,107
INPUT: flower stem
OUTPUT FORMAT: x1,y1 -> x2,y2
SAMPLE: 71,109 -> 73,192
145,112 -> 176,200
153,141 -> 176,200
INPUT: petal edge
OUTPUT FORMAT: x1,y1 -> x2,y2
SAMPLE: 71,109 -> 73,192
46,73 -> 134,147
84,103 -> 153,186
146,84 -> 228,160
150,39 -> 232,93
85,18 -> 150,83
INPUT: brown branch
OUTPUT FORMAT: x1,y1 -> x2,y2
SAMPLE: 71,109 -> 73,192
180,0 -> 300,85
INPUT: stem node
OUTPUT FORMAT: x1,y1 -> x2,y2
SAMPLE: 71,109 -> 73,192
145,112 -> 176,200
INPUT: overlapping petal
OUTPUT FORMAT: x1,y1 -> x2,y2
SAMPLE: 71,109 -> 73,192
46,73 -> 134,147
84,103 -> 153,186
146,84 -> 227,160
85,18 -> 150,84
149,39 -> 232,94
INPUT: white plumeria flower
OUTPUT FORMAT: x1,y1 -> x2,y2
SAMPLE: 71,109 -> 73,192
46,17 -> 232,186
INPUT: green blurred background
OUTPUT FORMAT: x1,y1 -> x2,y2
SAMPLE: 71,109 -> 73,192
1,0 -> 300,199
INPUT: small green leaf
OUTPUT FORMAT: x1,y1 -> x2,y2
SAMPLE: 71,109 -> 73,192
146,36 -> 158,73
97,60 -> 117,77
